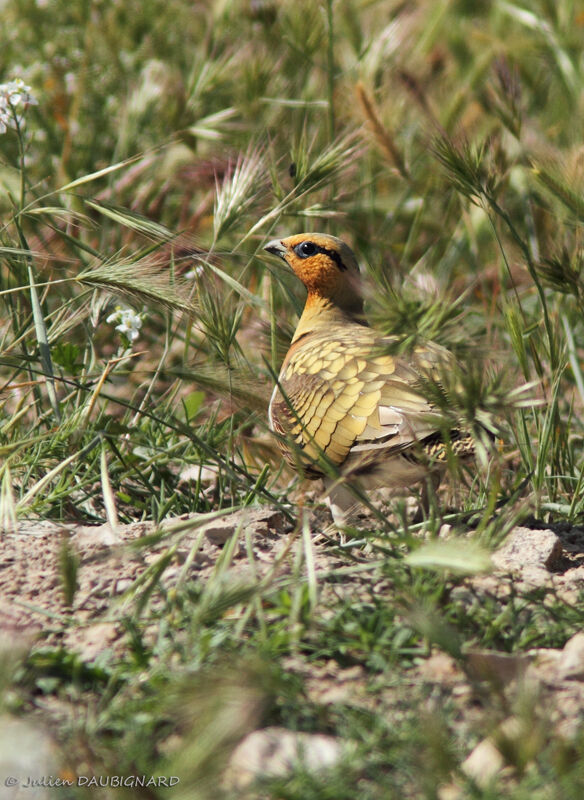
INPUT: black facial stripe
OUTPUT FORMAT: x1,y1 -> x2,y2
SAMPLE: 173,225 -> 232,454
293,241 -> 349,270
317,245 -> 348,271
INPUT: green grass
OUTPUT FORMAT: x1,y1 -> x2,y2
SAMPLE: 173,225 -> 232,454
1,0 -> 584,797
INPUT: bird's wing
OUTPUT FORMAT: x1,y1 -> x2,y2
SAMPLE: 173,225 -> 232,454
272,329 -> 449,471
351,338 -> 454,452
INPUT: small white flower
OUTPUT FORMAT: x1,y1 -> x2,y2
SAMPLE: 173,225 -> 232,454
0,78 -> 37,134
184,265 -> 204,281
106,307 -> 144,342
0,78 -> 37,106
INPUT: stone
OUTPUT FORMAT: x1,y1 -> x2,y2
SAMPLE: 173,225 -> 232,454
227,727 -> 344,789
557,633 -> 584,681
462,735 -> 504,786
203,508 -> 284,545
0,716 -> 57,799
461,718 -> 519,787
492,527 -> 563,573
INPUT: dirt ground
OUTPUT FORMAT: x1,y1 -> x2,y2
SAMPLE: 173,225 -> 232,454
2,507 -> 584,790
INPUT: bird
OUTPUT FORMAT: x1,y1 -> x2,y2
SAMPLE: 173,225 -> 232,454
263,232 -> 474,528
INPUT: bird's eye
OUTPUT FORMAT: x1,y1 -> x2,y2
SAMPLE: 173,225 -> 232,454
294,241 -> 318,258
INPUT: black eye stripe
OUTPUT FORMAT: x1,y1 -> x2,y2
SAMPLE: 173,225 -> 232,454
293,242 -> 348,271
319,246 -> 348,271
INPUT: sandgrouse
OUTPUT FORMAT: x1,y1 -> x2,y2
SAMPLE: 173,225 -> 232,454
264,232 -> 473,526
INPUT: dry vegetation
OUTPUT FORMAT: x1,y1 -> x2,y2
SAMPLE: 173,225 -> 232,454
1,1 -> 584,797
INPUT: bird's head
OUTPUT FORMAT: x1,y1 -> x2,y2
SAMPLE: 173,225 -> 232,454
264,233 -> 363,315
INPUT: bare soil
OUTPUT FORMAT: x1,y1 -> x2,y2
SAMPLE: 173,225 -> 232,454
2,508 -> 584,790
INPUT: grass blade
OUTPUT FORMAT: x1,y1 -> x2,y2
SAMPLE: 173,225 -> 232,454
28,265 -> 61,422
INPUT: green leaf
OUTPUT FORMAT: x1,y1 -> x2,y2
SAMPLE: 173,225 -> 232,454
59,538 -> 80,607
182,391 -> 206,421
405,539 -> 492,574
52,342 -> 82,374
28,265 -> 61,422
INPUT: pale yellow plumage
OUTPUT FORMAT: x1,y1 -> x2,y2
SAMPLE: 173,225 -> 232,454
264,233 -> 471,524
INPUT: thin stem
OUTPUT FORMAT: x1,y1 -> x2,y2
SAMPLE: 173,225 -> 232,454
325,0 -> 335,141
13,106 -> 26,212
487,194 -> 558,373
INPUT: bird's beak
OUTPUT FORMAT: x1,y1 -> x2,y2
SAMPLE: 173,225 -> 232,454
263,239 -> 288,260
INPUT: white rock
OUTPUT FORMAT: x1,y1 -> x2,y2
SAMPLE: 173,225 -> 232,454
461,718 -> 519,787
557,633 -> 584,681
462,736 -> 504,785
227,727 -> 343,789
0,717 -> 57,799
492,527 -> 563,573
